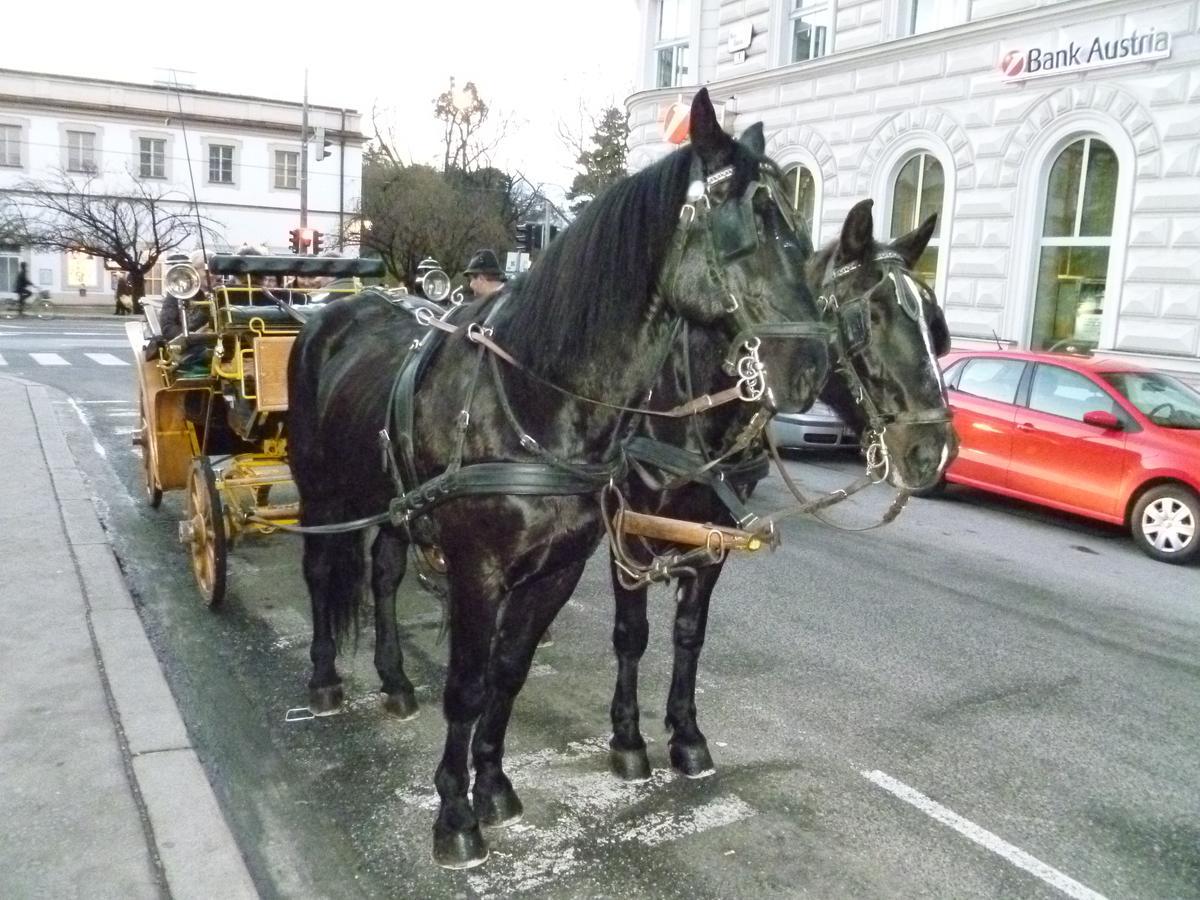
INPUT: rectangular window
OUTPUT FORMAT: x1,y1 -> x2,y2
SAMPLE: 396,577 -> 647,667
66,250 -> 98,288
66,130 -> 97,172
789,1 -> 830,64
274,150 -> 299,189
0,125 -> 21,167
144,261 -> 163,297
0,249 -> 19,292
208,144 -> 234,184
139,138 -> 166,179
654,0 -> 691,88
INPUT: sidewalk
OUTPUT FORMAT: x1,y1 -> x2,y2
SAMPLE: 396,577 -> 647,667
0,376 -> 257,899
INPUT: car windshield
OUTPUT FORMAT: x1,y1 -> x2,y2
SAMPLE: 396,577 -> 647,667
1101,371 -> 1200,429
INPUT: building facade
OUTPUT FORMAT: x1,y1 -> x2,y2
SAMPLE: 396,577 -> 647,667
628,0 -> 1200,381
0,69 -> 363,306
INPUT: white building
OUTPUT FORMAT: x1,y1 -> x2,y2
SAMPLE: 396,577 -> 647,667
0,68 -> 364,306
628,0 -> 1200,381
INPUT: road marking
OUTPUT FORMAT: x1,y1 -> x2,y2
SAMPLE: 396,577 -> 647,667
106,410 -> 139,418
84,353 -> 129,366
113,425 -> 138,436
30,353 -> 69,366
78,400 -> 130,404
0,353 -> 5,366
862,770 -> 1108,900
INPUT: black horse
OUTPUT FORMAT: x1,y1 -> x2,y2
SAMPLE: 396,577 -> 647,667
288,89 -> 833,868
606,196 -> 957,783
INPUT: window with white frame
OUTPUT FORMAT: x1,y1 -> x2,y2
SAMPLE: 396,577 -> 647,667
899,0 -> 963,37
0,125 -> 21,167
890,151 -> 944,285
139,138 -> 166,179
209,144 -> 235,184
144,261 -> 163,297
66,130 -> 97,172
1030,137 -> 1117,351
274,150 -> 299,189
654,0 -> 691,88
782,164 -> 817,236
788,0 -> 830,64
0,246 -> 20,292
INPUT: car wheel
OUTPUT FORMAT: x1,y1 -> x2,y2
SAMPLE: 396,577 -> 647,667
1131,484 -> 1200,564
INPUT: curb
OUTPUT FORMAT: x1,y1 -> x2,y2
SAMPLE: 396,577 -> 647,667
24,381 -> 259,900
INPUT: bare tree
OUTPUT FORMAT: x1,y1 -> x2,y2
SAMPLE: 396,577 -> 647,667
3,170 -> 220,300
433,78 -> 512,175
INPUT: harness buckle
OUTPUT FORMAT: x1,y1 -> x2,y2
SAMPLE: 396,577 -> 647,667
456,409 -> 470,430
520,433 -> 540,453
466,322 -> 494,342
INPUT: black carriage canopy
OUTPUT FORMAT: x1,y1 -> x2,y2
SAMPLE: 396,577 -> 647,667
207,254 -> 386,278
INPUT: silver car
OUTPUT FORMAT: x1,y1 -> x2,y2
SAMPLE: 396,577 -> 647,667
769,401 -> 859,450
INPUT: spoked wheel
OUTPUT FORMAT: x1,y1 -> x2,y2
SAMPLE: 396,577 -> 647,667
184,459 -> 227,607
136,397 -> 163,508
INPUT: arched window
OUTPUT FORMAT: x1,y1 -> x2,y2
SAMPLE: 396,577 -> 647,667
1030,137 -> 1117,351
890,152 -> 942,285
782,163 -> 816,236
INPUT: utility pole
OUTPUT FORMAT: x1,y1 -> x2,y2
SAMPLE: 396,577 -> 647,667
300,68 -> 309,228
542,194 -> 551,253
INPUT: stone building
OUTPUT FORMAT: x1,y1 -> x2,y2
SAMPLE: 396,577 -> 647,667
628,0 -> 1200,380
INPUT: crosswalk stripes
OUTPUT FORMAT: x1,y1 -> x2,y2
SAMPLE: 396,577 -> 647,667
0,352 -> 130,367
84,353 -> 129,367
29,353 -> 69,366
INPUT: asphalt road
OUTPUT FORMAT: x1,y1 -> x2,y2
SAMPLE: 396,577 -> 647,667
15,317 -> 1199,899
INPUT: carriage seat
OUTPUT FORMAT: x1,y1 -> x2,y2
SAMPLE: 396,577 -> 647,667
224,304 -> 304,327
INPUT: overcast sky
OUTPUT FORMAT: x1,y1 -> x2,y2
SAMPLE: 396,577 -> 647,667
6,0 -> 642,193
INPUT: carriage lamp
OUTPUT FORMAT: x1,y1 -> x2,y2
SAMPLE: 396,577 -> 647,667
165,262 -> 201,300
416,258 -> 451,303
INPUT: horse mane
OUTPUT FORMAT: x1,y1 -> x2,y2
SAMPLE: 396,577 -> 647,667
501,147 -> 695,377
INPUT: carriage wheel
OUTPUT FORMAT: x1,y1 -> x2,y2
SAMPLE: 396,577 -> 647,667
137,397 -> 163,508
185,459 -> 227,608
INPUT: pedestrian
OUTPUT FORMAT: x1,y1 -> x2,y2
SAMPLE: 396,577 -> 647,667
113,274 -> 133,316
462,249 -> 507,300
14,262 -> 32,317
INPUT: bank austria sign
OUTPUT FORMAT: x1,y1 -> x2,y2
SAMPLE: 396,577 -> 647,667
1000,27 -> 1171,81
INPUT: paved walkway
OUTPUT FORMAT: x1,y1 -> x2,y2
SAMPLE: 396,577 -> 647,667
0,376 -> 257,899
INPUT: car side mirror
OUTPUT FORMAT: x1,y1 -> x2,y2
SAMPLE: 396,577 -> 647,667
1082,410 -> 1122,430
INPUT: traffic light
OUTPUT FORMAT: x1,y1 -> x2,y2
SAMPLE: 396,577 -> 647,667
289,228 -> 302,254
522,223 -> 538,253
514,224 -> 530,254
311,230 -> 324,255
313,126 -> 333,162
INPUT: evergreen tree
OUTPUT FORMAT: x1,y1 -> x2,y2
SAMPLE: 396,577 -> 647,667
566,106 -> 629,214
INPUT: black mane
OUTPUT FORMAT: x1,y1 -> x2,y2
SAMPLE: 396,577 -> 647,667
501,147 -> 695,377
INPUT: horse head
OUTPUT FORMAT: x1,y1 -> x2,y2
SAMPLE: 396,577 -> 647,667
811,199 -> 957,492
660,89 -> 829,415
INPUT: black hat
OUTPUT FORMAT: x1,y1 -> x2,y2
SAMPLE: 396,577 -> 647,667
463,249 -> 506,280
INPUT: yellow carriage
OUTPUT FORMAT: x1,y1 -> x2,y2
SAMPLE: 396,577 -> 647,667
127,252 -> 388,606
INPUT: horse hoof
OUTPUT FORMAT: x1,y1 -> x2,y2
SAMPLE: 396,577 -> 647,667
475,783 -> 524,828
609,744 -> 652,782
670,742 -> 715,779
433,825 -> 489,869
381,691 -> 419,721
308,684 -> 344,716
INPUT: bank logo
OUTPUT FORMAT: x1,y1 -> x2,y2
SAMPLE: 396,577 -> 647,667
1000,49 -> 1026,77
1000,28 -> 1171,81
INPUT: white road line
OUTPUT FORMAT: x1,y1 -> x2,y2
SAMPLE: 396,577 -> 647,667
0,353 -> 6,366
84,352 -> 129,366
106,411 -> 139,418
862,771 -> 1108,900
30,353 -> 69,366
78,400 -> 131,404
113,425 -> 138,436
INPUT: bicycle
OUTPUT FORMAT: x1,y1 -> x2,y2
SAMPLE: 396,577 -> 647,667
1,290 -> 55,319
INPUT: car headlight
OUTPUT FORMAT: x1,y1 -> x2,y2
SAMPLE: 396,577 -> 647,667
419,268 -> 450,303
164,263 -> 201,300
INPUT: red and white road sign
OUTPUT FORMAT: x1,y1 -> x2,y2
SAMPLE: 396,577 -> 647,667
660,101 -> 690,144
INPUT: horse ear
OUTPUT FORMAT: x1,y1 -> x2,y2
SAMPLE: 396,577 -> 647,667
893,213 -> 937,269
739,122 -> 765,156
689,88 -> 727,163
839,198 -> 875,262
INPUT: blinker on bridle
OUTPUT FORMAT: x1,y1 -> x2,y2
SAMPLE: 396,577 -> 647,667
671,162 -> 832,410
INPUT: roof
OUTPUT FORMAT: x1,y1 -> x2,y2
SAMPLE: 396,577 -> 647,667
0,67 -> 356,115
948,348 -> 1152,375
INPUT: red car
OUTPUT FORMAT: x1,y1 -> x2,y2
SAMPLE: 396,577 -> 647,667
921,349 -> 1200,564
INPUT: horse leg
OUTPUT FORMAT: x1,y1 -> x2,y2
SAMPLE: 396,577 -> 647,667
433,569 -> 500,869
370,525 -> 417,719
665,562 -> 723,778
608,552 -> 652,781
303,527 -> 365,715
470,559 -> 586,828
